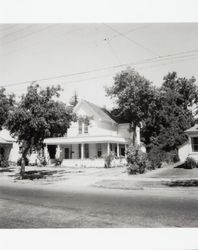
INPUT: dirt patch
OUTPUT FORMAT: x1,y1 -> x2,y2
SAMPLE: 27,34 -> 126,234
0,167 -> 14,173
165,179 -> 198,187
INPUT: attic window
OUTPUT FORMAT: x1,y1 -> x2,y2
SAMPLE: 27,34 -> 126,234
84,120 -> 89,134
192,137 -> 198,152
78,121 -> 82,134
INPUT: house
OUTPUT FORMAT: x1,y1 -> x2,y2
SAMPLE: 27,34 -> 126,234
0,129 -> 20,163
178,124 -> 198,162
44,99 -> 141,167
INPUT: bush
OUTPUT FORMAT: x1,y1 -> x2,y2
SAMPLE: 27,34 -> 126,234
104,151 -> 115,168
184,157 -> 198,169
55,158 -> 61,166
126,145 -> 150,174
147,147 -> 163,169
0,159 -> 9,168
37,155 -> 47,166
147,146 -> 179,169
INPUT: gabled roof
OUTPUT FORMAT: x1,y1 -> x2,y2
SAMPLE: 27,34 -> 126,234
74,99 -> 117,124
185,124 -> 198,134
0,129 -> 15,144
0,137 -> 13,144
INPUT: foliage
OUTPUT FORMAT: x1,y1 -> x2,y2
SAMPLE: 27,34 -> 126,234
55,158 -> 61,166
184,157 -> 198,169
104,151 -> 115,168
6,83 -> 74,173
37,154 -> 47,166
0,88 -> 15,130
106,68 -> 157,145
141,72 -> 197,154
126,145 -> 151,174
0,159 -> 9,168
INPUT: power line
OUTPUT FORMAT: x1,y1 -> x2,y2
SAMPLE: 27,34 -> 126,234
0,25 -> 89,57
1,48 -> 198,88
0,24 -> 56,46
104,38 -> 122,64
104,24 -> 159,57
107,24 -> 152,42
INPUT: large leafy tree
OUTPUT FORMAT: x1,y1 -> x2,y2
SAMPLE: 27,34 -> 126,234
106,68 -> 157,145
6,83 -> 74,173
142,72 -> 198,154
0,87 -> 15,130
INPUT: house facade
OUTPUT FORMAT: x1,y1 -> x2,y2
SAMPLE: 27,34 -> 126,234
178,124 -> 198,162
0,129 -> 20,163
44,100 -> 141,167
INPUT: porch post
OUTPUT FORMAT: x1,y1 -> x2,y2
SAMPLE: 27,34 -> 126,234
125,144 -> 127,157
107,143 -> 110,155
55,144 -> 61,159
117,143 -> 120,157
81,143 -> 84,160
44,145 -> 50,161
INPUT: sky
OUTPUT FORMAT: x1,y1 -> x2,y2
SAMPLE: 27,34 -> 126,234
0,23 -> 198,109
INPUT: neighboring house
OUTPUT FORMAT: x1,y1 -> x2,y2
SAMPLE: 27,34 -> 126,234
178,124 -> 198,162
0,129 -> 20,163
44,99 -> 141,167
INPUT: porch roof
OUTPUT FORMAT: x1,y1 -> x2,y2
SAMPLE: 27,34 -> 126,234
185,124 -> 198,135
0,137 -> 13,145
44,135 -> 129,145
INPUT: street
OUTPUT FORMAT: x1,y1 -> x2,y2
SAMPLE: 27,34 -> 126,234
0,182 -> 198,228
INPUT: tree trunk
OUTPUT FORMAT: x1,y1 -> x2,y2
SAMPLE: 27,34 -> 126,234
20,142 -> 29,176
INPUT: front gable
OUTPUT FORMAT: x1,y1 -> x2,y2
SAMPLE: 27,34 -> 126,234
67,100 -> 118,137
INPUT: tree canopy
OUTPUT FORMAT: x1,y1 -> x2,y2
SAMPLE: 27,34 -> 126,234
106,68 -> 156,144
6,83 -> 74,170
141,72 -> 198,153
107,69 -> 198,158
0,87 -> 15,130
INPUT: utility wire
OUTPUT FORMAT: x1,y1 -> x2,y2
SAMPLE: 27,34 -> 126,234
104,24 -> 159,57
1,49 -> 198,88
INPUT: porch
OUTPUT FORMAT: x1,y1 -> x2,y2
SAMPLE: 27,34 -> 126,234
44,136 -> 129,167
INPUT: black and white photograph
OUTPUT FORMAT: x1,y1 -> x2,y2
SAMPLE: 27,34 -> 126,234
0,0 -> 198,249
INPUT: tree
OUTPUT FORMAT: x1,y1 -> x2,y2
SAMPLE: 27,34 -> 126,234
0,87 -> 15,130
142,72 -> 198,156
106,68 -> 156,145
6,83 -> 74,174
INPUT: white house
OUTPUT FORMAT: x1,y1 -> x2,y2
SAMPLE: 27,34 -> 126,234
44,99 -> 141,167
0,129 -> 20,163
178,124 -> 198,162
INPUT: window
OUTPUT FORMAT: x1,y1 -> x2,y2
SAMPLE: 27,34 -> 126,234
84,120 -> 89,134
192,137 -> 198,152
78,121 -> 82,134
84,144 -> 89,159
97,144 -> 102,157
78,144 -> 81,159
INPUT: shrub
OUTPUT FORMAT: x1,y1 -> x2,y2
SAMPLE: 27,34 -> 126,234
37,155 -> 47,166
0,159 -> 9,168
184,157 -> 198,169
126,145 -> 150,174
55,158 -> 61,166
104,151 -> 115,168
147,147 -> 163,169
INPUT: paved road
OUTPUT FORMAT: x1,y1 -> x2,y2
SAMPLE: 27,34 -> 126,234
0,183 -> 198,228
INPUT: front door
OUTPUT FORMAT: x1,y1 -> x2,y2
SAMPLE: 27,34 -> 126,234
65,148 -> 70,159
